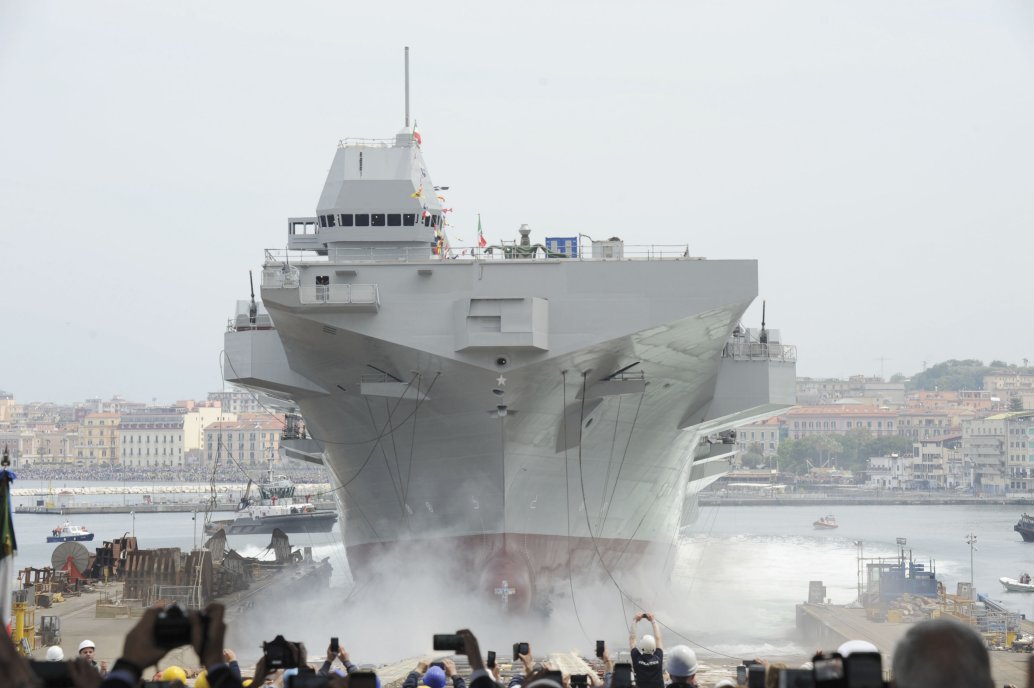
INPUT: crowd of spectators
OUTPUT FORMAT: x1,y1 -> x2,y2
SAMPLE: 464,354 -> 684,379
0,605 -> 1014,688
15,464 -> 329,484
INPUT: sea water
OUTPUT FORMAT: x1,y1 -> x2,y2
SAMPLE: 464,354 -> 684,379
11,482 -> 1034,661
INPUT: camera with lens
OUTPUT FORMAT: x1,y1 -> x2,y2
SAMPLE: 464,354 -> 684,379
433,633 -> 466,655
155,603 -> 206,650
264,634 -> 300,670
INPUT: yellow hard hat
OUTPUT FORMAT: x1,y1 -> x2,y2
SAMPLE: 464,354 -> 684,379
160,666 -> 188,683
194,669 -> 210,688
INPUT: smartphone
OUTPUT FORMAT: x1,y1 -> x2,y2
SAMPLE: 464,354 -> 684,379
571,675 -> 589,688
737,665 -> 748,685
330,637 -> 339,654
513,642 -> 530,661
844,653 -> 882,688
434,634 -> 466,655
748,664 -> 766,688
613,663 -> 633,688
431,662 -> 445,671
812,656 -> 844,688
487,651 -> 496,668
351,671 -> 379,688
545,670 -> 564,685
596,640 -> 605,658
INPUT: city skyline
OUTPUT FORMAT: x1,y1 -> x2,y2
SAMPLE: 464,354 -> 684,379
2,2 -> 1033,403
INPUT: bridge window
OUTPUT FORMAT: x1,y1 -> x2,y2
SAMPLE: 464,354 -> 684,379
431,215 -> 438,227
423,215 -> 431,227
371,213 -> 386,227
403,213 -> 416,226
340,214 -> 353,227
388,214 -> 401,226
319,215 -> 328,228
355,214 -> 370,226
327,214 -> 336,227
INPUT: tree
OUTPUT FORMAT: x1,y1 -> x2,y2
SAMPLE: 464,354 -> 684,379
890,373 -> 907,383
1011,395 -> 1025,412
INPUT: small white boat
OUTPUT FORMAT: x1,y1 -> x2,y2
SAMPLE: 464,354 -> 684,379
1000,576 -> 1034,592
813,515 -> 838,530
46,521 -> 94,543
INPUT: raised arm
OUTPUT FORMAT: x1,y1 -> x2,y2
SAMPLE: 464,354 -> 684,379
647,613 -> 663,650
629,612 -> 643,650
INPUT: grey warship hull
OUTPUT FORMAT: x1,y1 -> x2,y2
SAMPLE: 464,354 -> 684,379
223,86 -> 795,606
227,251 -> 795,607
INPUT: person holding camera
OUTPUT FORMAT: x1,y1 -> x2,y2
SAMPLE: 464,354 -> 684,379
100,602 -> 241,688
629,612 -> 664,688
405,657 -> 468,688
317,641 -> 357,678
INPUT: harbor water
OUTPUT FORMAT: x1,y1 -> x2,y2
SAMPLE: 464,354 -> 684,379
11,482 -> 1034,661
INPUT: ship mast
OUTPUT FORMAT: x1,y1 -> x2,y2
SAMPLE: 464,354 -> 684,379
404,46 -> 410,129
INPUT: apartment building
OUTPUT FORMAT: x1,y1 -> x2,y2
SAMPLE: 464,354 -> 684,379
896,408 -> 976,440
962,414 -> 1010,494
735,416 -> 782,458
76,412 -> 120,463
204,417 -> 283,467
119,406 -> 231,467
786,405 -> 897,440
207,390 -> 266,415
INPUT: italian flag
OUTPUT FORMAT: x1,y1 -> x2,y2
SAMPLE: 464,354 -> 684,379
477,214 -> 487,248
0,448 -> 17,636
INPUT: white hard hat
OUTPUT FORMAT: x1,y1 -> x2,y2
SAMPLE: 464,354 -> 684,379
78,639 -> 96,652
667,645 -> 698,678
639,633 -> 657,654
46,646 -> 64,661
837,639 -> 878,657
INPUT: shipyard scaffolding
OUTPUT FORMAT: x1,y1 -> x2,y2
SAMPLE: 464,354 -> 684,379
854,538 -> 1023,648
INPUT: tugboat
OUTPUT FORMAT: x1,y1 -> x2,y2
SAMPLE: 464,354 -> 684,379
813,515 -> 838,530
1015,513 -> 1034,542
46,522 -> 94,543
204,462 -> 337,536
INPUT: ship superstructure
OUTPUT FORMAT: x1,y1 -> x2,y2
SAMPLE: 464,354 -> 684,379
224,59 -> 796,609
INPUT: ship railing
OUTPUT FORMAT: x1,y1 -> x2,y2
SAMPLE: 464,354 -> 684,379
338,137 -> 396,148
721,340 -> 797,363
297,283 -> 379,306
261,244 -> 700,266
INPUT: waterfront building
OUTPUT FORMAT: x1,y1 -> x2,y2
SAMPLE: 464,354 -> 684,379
735,416 -> 782,460
119,406 -> 231,467
1003,411 -> 1034,494
915,434 -> 967,490
32,425 -> 78,463
75,411 -> 120,464
895,407 -> 976,440
203,417 -> 282,467
785,404 -> 897,440
867,453 -> 914,490
962,414 -> 1010,494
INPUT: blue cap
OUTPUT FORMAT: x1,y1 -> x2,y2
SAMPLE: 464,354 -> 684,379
424,666 -> 447,688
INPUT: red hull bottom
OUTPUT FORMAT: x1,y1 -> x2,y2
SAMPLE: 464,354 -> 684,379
346,532 -> 671,612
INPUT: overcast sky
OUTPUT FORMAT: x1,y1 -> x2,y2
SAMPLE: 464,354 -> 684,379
2,1 -> 1033,404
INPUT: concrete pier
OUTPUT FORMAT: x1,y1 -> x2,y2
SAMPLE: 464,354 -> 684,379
797,602 -> 1034,686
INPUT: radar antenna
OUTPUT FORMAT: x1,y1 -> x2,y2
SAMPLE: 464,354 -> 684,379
248,270 -> 257,325
759,300 -> 768,345
404,46 -> 410,128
